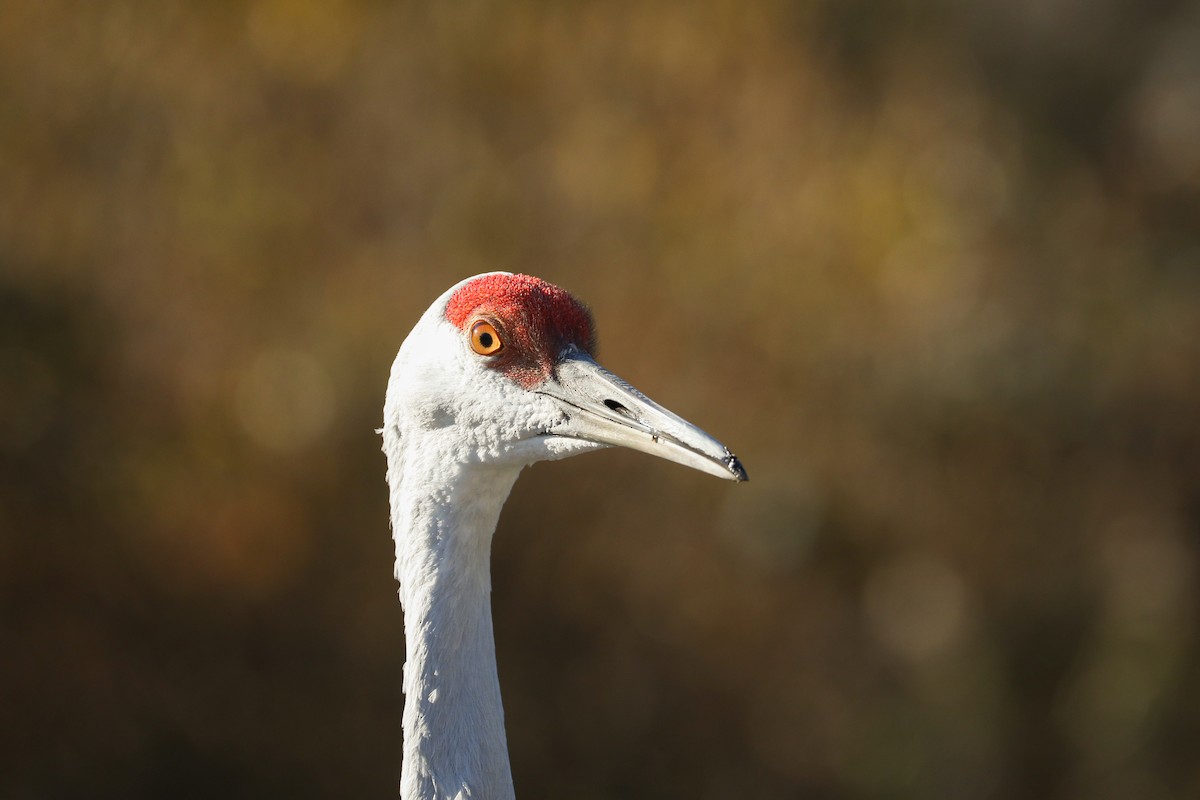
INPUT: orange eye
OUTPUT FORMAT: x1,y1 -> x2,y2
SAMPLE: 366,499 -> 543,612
469,320 -> 504,356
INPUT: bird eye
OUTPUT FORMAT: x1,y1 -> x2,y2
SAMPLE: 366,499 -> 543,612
469,320 -> 504,356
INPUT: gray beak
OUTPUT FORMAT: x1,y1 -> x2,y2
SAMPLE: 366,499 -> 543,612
535,350 -> 748,482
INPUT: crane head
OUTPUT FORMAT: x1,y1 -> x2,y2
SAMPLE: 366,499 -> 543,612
384,272 -> 747,482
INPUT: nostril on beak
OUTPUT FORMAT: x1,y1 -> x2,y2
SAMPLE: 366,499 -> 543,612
603,399 -> 632,417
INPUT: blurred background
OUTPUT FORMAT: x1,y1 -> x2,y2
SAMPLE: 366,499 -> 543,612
2,1 -> 1199,798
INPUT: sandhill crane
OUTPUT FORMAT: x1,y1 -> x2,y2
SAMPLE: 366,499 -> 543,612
382,272 -> 747,799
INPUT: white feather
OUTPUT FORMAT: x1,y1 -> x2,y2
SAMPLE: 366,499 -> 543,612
382,275 -> 601,800
382,273 -> 743,799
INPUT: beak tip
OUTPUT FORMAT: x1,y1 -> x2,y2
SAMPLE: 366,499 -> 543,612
724,451 -> 749,482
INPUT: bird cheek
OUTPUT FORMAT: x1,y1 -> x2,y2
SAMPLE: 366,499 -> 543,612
413,400 -> 456,431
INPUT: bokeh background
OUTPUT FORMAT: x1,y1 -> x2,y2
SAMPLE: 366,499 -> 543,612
3,1 -> 1199,798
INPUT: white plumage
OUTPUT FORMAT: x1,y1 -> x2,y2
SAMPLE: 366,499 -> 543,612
382,273 -> 745,799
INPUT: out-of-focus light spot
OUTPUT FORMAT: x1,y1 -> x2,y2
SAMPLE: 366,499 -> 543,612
1133,21 -> 1200,187
1100,515 -> 1194,630
718,469 -> 821,574
864,553 -> 968,663
0,347 -> 58,452
234,348 -> 334,452
1138,82 -> 1200,178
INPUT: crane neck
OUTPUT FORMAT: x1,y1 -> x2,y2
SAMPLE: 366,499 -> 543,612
384,424 -> 521,800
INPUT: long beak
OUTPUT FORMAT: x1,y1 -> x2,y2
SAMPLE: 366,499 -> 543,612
535,350 -> 748,482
